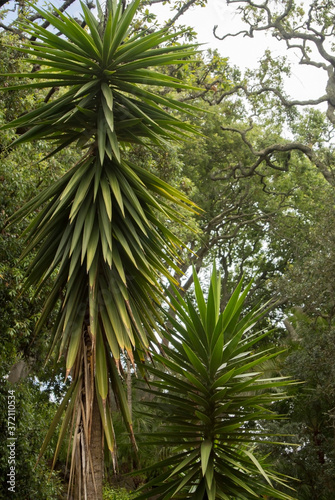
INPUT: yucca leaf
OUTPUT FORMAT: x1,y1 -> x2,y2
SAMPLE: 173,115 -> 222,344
96,327 -> 108,402
102,98 -> 114,132
37,379 -> 80,465
111,32 -> 166,65
20,209 -> 61,260
113,51 -> 197,73
100,309 -> 120,360
66,317 -> 84,373
102,293 -> 125,351
206,263 -> 220,335
88,285 -> 98,338
210,331 -> 224,375
184,371 -> 211,396
80,1 -> 103,52
103,167 -> 124,216
113,225 -> 137,267
185,296 -> 208,348
48,223 -> 72,270
101,233 -> 113,266
0,71 -> 86,80
171,466 -> 200,497
167,450 -> 198,479
205,461 -> 215,492
107,354 -> 134,439
192,265 -> 207,324
201,440 -> 213,476
124,216 -> 145,249
110,244 -> 125,284
99,173 -> 113,221
113,34 -> 196,63
212,368 -> 236,390
183,343 -> 208,380
32,6 -> 101,60
98,197 -> 113,252
242,449 -> 273,486
86,223 -> 99,272
101,9 -> 114,65
52,389 -> 78,470
70,197 -> 92,255
106,128 -> 121,163
60,157 -> 93,202
102,401 -> 116,455
114,67 -> 196,88
116,171 -> 150,220
68,241 -> 82,280
34,274 -> 66,336
15,44 -> 101,68
107,0 -> 140,59
93,158 -> 102,201
97,108 -> 107,164
81,203 -> 96,264
111,287 -> 134,344
224,281 -> 254,336
101,82 -> 114,111
123,198 -> 148,235
69,167 -> 95,220
109,0 -> 123,40
111,78 -> 198,118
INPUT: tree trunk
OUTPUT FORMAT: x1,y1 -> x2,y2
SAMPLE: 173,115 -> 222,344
126,356 -> 132,420
86,391 -> 103,500
7,359 -> 31,384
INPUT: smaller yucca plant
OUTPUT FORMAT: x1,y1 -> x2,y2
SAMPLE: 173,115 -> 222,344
135,266 -> 296,499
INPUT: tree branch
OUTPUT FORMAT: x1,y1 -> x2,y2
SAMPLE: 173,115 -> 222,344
28,0 -> 82,23
212,123 -> 335,186
213,0 -> 335,125
0,21 -> 24,37
142,0 -> 167,4
165,0 -> 202,28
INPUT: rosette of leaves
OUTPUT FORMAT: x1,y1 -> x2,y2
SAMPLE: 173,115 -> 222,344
1,0 -> 200,496
135,267 -> 296,500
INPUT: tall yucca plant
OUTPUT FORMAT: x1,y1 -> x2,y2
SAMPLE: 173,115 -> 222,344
1,1 -> 199,497
136,267 -> 296,499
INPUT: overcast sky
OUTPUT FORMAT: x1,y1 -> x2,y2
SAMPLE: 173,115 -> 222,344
150,0 -> 327,107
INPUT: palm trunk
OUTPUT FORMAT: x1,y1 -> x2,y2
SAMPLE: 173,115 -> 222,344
126,356 -> 132,420
86,391 -> 103,499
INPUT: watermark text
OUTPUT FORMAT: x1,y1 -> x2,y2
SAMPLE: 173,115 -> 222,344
7,390 -> 16,493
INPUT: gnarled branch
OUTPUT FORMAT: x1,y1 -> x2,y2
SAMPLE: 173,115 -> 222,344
210,122 -> 335,186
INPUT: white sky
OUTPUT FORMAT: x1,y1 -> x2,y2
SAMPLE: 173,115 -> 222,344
150,0 -> 327,108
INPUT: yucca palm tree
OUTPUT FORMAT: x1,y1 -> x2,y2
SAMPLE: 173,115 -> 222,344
1,1 -> 199,497
135,267 -> 296,499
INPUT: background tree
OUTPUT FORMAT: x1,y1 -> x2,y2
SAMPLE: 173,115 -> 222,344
210,0 -> 335,186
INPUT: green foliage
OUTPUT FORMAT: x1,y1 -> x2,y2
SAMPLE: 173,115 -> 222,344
103,484 -> 133,500
273,176 -> 335,321
135,267 -> 296,499
263,318 -> 335,500
0,379 -> 64,499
